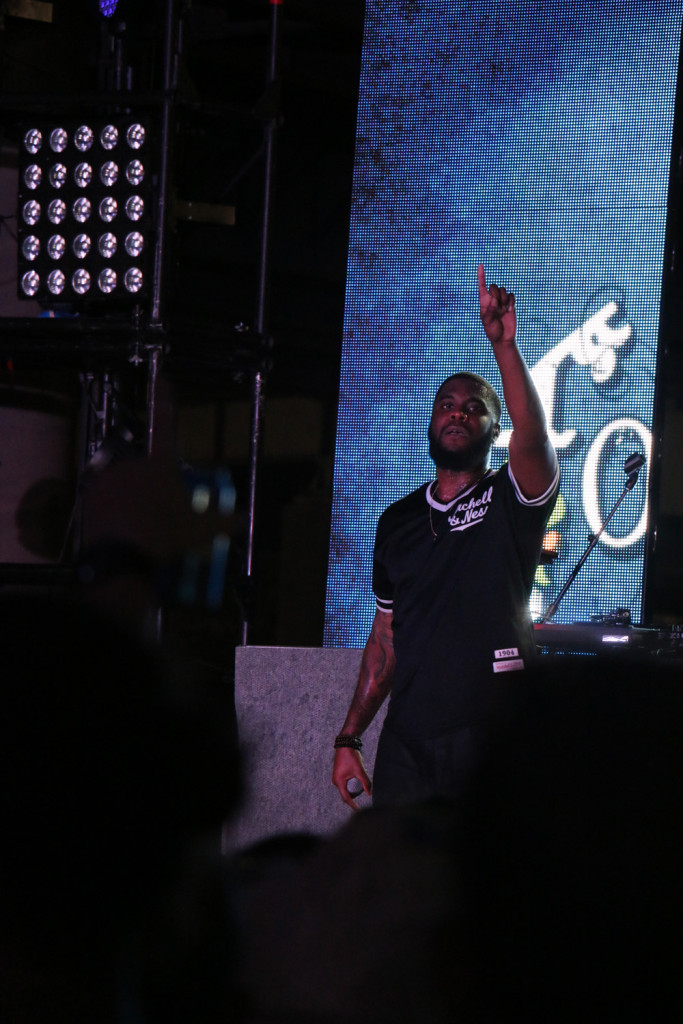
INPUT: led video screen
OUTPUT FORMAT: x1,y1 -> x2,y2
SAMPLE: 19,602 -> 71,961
325,0 -> 683,647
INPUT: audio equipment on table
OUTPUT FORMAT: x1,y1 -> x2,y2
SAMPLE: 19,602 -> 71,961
534,620 -> 683,657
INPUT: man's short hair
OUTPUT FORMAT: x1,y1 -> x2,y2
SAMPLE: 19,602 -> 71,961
435,372 -> 502,424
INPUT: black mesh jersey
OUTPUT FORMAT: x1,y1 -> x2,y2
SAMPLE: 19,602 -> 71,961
372,463 -> 559,738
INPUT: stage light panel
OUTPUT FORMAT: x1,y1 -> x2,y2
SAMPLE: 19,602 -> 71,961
74,126 -> 94,151
72,197 -> 91,223
23,199 -> 41,224
16,118 -> 152,306
98,232 -> 117,257
48,199 -> 66,223
49,128 -> 68,153
47,270 -> 65,295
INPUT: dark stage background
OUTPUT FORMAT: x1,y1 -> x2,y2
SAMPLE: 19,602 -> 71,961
0,0 -> 365,654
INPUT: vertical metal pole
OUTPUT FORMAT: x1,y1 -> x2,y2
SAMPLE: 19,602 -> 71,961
143,0 -> 178,640
146,346 -> 162,457
146,345 -> 165,642
151,0 -> 179,327
241,0 -> 282,645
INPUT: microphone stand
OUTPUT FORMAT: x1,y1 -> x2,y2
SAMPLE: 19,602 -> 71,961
540,453 -> 646,624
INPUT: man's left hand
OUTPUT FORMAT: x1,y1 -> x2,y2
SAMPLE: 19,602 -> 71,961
478,263 -> 516,346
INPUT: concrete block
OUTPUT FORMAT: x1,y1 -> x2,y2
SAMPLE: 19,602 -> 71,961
223,645 -> 386,851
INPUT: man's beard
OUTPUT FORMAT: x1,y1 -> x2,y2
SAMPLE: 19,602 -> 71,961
427,422 -> 496,471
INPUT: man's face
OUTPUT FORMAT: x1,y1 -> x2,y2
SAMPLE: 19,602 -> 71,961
428,378 -> 500,471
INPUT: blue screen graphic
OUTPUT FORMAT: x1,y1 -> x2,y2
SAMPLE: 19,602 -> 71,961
325,0 -> 683,647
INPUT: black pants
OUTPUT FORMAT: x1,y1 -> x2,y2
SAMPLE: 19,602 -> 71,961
372,721 -> 499,808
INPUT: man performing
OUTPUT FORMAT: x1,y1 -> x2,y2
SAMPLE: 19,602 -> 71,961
332,265 -> 560,808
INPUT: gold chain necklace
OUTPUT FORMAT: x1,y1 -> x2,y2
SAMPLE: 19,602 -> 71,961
429,503 -> 439,540
428,482 -> 448,540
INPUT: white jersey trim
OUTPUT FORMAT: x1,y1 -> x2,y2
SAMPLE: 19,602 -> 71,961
426,471 -> 494,511
508,462 -> 560,508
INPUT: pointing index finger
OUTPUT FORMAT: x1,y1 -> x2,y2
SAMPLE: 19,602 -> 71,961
477,263 -> 487,302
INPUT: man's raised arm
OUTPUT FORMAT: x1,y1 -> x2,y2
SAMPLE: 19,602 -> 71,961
478,264 -> 558,499
331,609 -> 396,810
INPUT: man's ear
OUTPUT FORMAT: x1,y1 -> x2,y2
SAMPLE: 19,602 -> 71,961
492,422 -> 501,441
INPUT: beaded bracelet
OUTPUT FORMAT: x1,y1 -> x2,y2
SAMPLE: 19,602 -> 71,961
334,733 -> 362,751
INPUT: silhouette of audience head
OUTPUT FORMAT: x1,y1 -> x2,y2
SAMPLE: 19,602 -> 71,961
2,590 -> 241,1022
460,653 -> 683,1023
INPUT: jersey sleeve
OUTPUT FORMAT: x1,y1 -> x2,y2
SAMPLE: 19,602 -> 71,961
507,460 -> 560,509
371,511 -> 394,614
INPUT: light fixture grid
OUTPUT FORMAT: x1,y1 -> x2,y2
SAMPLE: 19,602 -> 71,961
16,117 -> 153,306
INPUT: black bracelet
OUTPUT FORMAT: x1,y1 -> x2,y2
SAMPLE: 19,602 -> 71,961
334,733 -> 362,751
